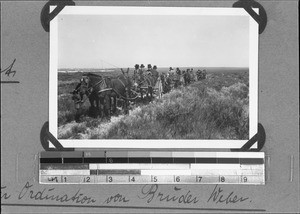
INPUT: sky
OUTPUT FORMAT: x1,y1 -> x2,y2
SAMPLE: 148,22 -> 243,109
57,14 -> 249,69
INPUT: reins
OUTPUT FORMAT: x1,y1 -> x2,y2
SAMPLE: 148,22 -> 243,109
76,75 -> 139,105
75,78 -> 104,105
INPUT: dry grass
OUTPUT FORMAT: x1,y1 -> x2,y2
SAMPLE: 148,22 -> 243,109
57,69 -> 249,140
101,81 -> 249,139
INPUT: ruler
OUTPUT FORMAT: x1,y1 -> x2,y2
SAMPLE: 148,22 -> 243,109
39,151 -> 265,185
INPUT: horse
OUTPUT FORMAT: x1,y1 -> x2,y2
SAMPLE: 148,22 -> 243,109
107,68 -> 133,114
72,73 -> 110,120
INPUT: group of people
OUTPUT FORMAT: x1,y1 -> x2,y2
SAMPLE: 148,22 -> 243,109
196,69 -> 207,81
133,64 -> 159,85
131,64 -> 207,94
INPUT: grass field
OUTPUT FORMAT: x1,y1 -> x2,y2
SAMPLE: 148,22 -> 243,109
57,67 -> 249,140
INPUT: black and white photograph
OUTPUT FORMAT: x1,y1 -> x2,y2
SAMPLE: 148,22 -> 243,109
49,6 -> 258,148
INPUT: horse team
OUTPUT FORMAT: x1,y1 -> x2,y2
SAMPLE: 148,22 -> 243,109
71,64 -> 207,121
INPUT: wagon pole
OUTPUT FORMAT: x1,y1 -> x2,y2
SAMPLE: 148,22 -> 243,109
99,59 -> 121,70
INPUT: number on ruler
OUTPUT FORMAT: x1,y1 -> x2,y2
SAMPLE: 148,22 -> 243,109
108,176 -> 113,182
63,176 -> 67,183
48,176 -> 59,182
83,176 -> 91,183
130,176 -> 135,182
196,176 -> 202,182
220,176 -> 225,182
153,176 -> 158,182
175,176 -> 180,182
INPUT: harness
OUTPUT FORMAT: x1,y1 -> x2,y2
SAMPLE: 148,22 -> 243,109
75,75 -> 139,105
117,77 -> 126,88
74,77 -> 104,104
114,75 -> 139,101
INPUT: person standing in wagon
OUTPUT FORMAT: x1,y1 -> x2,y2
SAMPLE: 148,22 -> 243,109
147,64 -> 152,75
151,65 -> 159,84
133,64 -> 139,83
138,64 -> 146,84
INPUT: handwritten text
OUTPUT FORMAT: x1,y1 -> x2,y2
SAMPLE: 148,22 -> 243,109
207,185 -> 250,204
103,193 -> 130,204
17,182 -> 96,204
1,186 -> 11,200
1,59 -> 17,77
139,184 -> 199,204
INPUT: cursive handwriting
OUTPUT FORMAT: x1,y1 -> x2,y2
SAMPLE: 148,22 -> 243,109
2,182 -> 252,208
18,182 -> 96,204
103,193 -> 130,204
1,59 -> 16,77
207,185 -> 249,204
138,184 -> 199,204
1,186 -> 11,200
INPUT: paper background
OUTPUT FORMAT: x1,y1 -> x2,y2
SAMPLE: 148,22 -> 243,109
1,1 -> 299,213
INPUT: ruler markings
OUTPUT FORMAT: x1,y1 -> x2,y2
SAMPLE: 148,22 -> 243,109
39,152 -> 265,184
40,175 -> 265,184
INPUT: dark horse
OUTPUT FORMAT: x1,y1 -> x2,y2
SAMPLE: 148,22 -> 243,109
72,69 -> 134,121
72,73 -> 110,121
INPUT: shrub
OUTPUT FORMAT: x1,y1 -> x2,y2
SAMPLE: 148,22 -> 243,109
71,124 -> 87,134
59,130 -> 73,139
104,81 -> 249,140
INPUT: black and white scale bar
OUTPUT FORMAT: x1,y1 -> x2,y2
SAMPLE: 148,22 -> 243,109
40,151 -> 264,164
40,157 -> 264,164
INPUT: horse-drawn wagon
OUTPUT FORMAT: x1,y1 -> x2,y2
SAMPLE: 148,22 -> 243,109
71,67 -> 199,121
72,69 -> 139,121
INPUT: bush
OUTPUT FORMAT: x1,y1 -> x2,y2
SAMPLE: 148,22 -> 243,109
105,81 -> 249,140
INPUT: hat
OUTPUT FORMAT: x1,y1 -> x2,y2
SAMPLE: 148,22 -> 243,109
135,64 -> 139,69
140,64 -> 145,68
153,65 -> 157,69
147,64 -> 152,69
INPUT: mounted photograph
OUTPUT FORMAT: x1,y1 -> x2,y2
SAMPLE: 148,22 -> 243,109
49,6 -> 258,149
